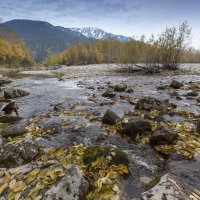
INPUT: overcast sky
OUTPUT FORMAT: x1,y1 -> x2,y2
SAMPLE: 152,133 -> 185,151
0,0 -> 200,48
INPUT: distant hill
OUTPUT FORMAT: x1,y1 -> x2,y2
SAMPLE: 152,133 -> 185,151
0,20 -> 132,62
70,27 -> 132,42
0,20 -> 88,62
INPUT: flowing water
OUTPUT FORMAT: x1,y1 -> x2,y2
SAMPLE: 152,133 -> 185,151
4,73 -> 200,199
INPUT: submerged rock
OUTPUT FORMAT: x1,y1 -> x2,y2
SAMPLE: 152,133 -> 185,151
102,109 -> 120,125
142,173 -> 200,200
114,82 -> 127,92
121,116 -> 152,138
0,124 -> 27,138
150,122 -> 178,145
4,88 -> 30,99
135,97 -> 167,111
0,136 -> 39,168
170,80 -> 183,89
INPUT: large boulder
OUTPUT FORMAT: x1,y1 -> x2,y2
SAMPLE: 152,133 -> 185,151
114,82 -> 127,92
135,97 -> 167,111
102,109 -> 120,125
142,173 -> 200,200
0,136 -> 39,168
0,124 -> 27,138
44,164 -> 89,200
121,116 -> 152,138
4,88 -> 30,99
170,80 -> 183,89
150,122 -> 178,146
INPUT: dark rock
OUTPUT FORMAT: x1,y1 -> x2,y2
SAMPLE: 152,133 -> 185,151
114,82 -> 127,92
196,98 -> 200,103
126,88 -> 134,93
102,90 -> 116,98
86,86 -> 95,90
0,125 -> 27,138
102,109 -> 120,125
135,97 -> 167,111
54,104 -> 64,112
170,80 -> 183,89
156,85 -> 168,90
121,116 -> 152,138
0,136 -> 39,168
150,122 -> 178,145
1,100 -> 19,116
187,91 -> 198,97
4,88 -> 30,99
196,119 -> 200,132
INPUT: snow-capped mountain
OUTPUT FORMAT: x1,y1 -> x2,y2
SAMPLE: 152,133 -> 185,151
70,27 -> 132,42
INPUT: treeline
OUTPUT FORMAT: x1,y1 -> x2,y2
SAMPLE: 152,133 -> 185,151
0,26 -> 34,67
45,21 -> 199,70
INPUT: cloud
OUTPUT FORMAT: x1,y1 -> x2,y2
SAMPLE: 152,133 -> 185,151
1,0 -> 200,48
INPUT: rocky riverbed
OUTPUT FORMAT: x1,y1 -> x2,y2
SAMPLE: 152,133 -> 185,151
0,68 -> 200,200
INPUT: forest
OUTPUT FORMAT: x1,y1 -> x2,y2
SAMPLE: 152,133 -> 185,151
0,26 -> 34,67
45,21 -> 200,70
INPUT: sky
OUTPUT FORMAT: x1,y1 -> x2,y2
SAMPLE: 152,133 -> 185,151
0,0 -> 200,48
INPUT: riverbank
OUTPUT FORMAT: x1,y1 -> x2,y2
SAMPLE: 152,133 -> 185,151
1,63 -> 200,79
0,66 -> 200,199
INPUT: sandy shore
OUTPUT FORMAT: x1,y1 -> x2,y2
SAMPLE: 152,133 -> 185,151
2,63 -> 200,78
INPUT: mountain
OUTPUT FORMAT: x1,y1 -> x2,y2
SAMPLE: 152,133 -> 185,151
70,27 -> 132,42
0,20 -> 132,62
0,20 -> 88,62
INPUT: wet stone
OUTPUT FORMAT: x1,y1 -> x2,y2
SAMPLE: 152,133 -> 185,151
114,82 -> 128,92
170,80 -> 183,89
102,109 -> 120,125
150,122 -> 178,146
102,90 -> 116,98
121,116 -> 152,139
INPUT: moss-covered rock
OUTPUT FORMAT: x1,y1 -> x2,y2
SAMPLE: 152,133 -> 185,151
83,145 -> 129,168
